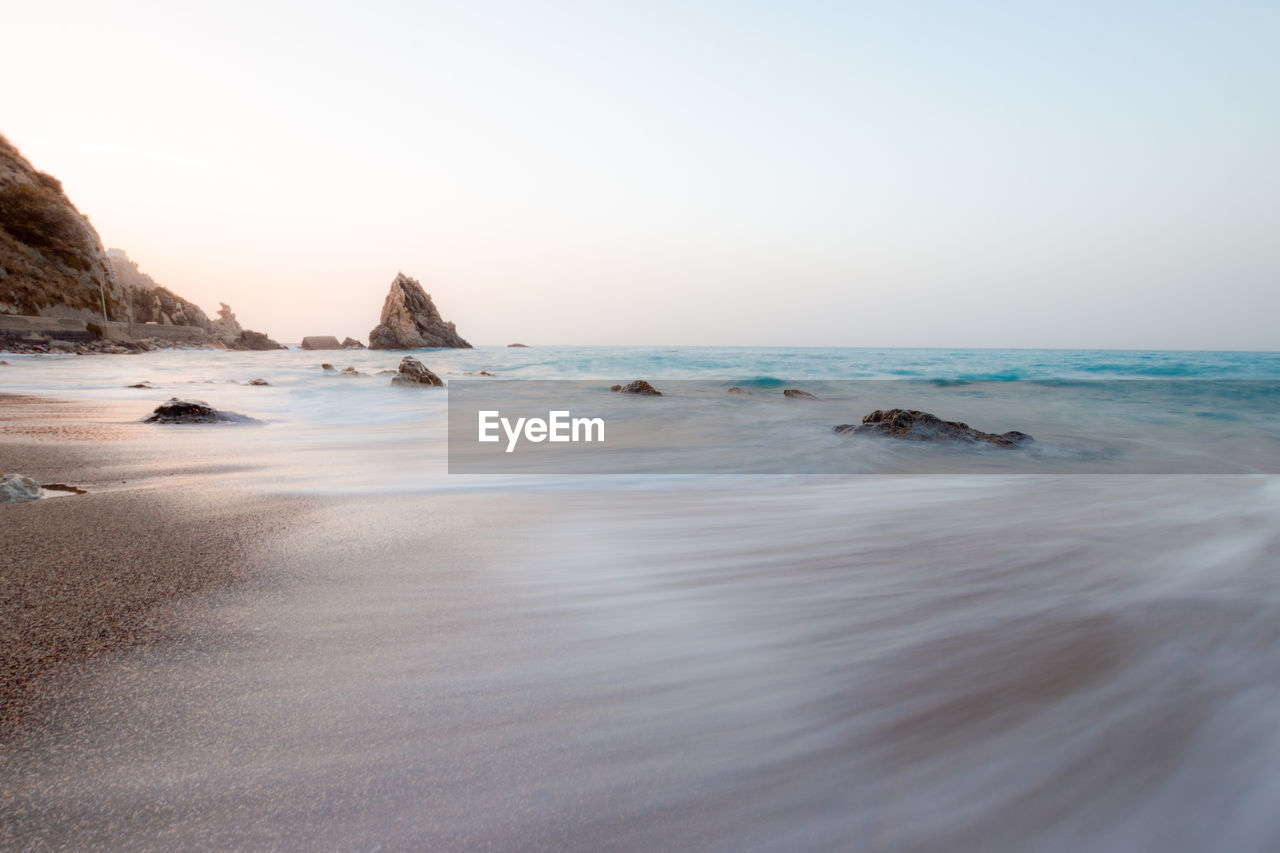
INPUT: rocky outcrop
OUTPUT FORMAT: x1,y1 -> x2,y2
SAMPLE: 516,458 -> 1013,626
144,398 -> 253,424
834,409 -> 1031,447
611,380 -> 662,396
1,138 -> 282,351
1,473 -> 43,503
390,356 -> 444,387
208,303 -> 283,350
341,337 -> 365,349
301,336 -> 342,350
107,250 -> 210,328
368,273 -> 471,350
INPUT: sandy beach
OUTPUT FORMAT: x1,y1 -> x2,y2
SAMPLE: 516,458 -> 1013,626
0,395 -> 309,732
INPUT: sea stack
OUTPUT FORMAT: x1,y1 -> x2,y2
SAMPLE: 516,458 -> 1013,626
367,273 -> 471,350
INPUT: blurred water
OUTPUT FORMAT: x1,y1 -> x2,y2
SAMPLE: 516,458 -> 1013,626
3,346 -> 1280,850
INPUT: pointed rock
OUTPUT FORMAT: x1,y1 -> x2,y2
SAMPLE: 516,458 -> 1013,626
368,273 -> 471,350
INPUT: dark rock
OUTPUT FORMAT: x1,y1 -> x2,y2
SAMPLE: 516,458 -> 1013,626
368,273 -> 471,350
508,343 -> 528,347
321,363 -> 336,372
125,382 -> 156,389
834,409 -> 1032,447
390,356 -> 444,387
300,336 -> 342,350
783,389 -> 819,400
341,337 -> 366,349
479,370 -> 494,377
248,378 -> 270,386
339,367 -> 362,377
611,380 -> 662,396
726,386 -> 749,394
144,398 -> 252,424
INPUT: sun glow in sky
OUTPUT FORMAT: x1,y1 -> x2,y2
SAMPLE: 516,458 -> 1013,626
4,0 -> 1278,348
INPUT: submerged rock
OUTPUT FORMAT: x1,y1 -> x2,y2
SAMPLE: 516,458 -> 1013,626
390,356 -> 444,387
611,380 -> 662,396
126,382 -> 156,389
144,398 -> 251,424
339,366 -> 363,377
783,389 -> 819,400
341,337 -> 366,349
368,273 -> 471,350
1,473 -> 43,503
321,363 -> 336,372
248,378 -> 270,386
726,386 -> 749,395
834,409 -> 1031,447
508,343 -> 528,348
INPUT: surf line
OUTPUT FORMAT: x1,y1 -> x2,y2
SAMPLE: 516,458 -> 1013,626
478,410 -> 605,453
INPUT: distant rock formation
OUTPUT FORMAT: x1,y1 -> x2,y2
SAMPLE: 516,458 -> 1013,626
611,380 -> 662,396
208,303 -> 284,350
368,273 -> 471,350
508,343 -> 528,347
390,355 -> 444,387
341,337 -> 365,349
300,336 -> 342,350
107,250 -> 210,328
834,409 -> 1031,447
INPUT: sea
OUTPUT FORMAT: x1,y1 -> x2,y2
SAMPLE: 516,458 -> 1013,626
3,345 -> 1280,850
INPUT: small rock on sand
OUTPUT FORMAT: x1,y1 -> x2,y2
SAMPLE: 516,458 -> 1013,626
1,473 -> 43,503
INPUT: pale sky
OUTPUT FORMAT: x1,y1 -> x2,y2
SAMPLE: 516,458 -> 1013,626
4,1 -> 1278,348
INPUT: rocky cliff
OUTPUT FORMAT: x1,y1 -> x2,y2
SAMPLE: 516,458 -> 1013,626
107,250 -> 211,328
368,273 -> 471,350
0,133 -> 283,349
0,133 -> 117,320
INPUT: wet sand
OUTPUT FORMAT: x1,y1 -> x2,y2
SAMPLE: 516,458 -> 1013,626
0,395 -> 308,732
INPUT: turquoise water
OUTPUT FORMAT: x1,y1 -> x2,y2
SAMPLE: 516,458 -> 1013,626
484,346 -> 1280,381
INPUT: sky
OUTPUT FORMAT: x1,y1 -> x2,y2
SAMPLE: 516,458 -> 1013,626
3,0 -> 1278,348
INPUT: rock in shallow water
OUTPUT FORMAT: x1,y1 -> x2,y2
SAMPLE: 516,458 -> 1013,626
783,388 -> 819,400
390,356 -> 444,387
610,380 -> 662,396
1,473 -> 43,503
834,409 -> 1031,447
144,398 -> 253,424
